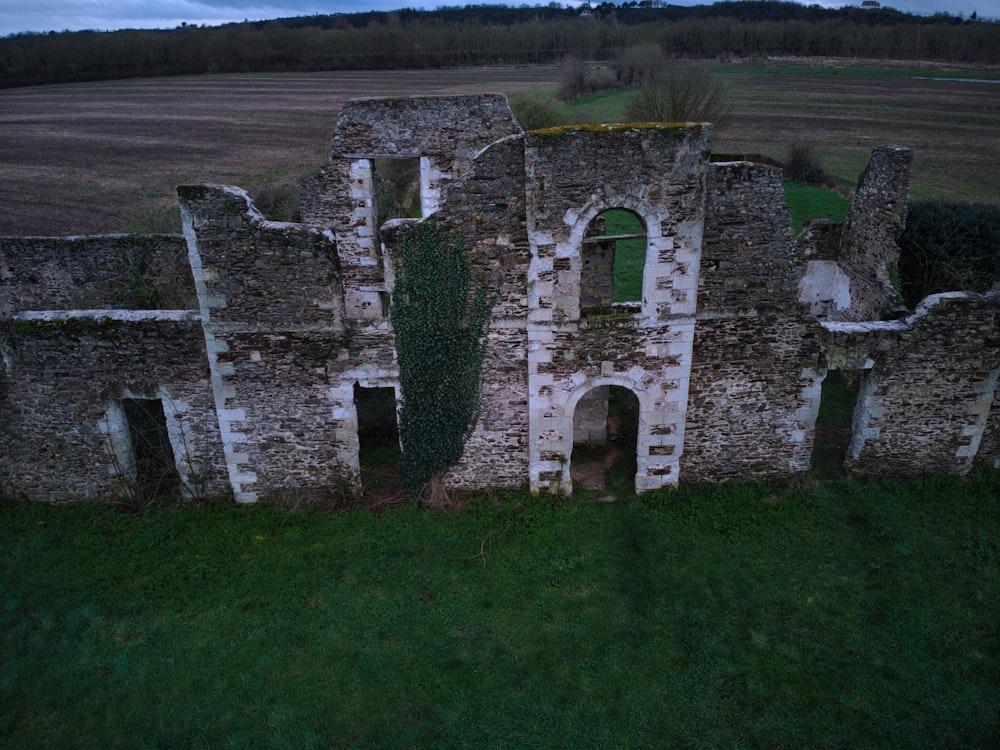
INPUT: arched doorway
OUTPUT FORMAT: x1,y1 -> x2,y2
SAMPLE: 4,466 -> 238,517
571,385 -> 639,494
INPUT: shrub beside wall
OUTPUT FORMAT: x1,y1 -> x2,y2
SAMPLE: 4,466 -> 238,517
898,201 -> 1000,308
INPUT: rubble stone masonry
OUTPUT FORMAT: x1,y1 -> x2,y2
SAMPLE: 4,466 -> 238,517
1,96 -> 996,503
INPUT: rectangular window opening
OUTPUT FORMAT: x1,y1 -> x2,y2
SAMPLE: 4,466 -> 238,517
373,157 -> 422,226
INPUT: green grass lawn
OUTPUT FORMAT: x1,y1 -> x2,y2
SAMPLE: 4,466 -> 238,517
2,473 -> 998,748
556,64 -> 982,128
784,180 -> 852,235
601,209 -> 645,303
563,88 -> 632,124
530,62 -> 999,208
716,64 -> 1000,81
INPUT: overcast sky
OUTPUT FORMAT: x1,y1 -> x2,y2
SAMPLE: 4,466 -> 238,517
0,0 -> 993,37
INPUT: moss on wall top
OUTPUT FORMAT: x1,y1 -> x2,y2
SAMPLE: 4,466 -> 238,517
529,122 -> 702,140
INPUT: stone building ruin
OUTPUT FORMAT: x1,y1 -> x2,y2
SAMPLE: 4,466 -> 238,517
1,93 -> 998,503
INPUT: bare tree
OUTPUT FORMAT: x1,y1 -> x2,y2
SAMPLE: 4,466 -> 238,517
622,65 -> 730,125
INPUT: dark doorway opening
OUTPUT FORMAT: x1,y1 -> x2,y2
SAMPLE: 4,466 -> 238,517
810,370 -> 860,476
571,385 -> 639,494
122,398 -> 181,504
354,383 -> 400,492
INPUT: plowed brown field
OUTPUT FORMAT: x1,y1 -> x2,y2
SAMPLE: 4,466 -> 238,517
1,62 -> 997,236
0,67 -> 559,235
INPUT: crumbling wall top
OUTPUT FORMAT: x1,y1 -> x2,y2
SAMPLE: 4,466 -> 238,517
525,123 -> 711,230
177,185 -> 345,330
835,144 -> 913,320
0,234 -> 196,316
330,93 -> 523,159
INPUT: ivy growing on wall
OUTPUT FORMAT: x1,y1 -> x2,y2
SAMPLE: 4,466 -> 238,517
390,223 -> 493,499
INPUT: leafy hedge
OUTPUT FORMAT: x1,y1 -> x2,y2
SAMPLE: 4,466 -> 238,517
898,200 -> 1000,308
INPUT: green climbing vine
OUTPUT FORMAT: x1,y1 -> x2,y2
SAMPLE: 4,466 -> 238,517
390,223 -> 493,499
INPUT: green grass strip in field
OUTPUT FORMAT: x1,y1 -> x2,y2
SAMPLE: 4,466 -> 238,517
784,180 -> 851,234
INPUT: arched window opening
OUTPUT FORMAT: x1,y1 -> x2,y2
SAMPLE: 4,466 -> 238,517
571,385 -> 639,495
581,209 -> 645,317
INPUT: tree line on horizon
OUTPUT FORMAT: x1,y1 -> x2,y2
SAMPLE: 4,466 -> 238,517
1,1 -> 997,88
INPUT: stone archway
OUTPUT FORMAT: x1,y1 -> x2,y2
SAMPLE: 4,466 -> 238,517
570,384 -> 640,494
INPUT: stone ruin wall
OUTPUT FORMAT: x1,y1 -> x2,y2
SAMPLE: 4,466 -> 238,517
0,232 -> 222,501
300,94 -> 524,321
303,93 -> 531,495
0,234 -> 196,316
682,160 -> 824,482
416,135 -> 533,490
976,385 -> 1000,470
178,184 -> 383,502
0,312 -> 228,501
824,293 -> 1000,475
1,94 -> 998,503
834,145 -> 912,321
520,124 -> 711,493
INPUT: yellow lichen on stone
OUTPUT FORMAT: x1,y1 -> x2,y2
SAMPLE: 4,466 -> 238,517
529,122 -> 699,137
